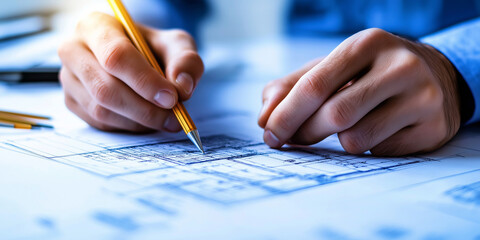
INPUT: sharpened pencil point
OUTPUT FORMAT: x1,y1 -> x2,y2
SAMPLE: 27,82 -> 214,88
187,130 -> 204,154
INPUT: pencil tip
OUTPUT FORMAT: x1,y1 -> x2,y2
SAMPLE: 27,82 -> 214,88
187,130 -> 205,154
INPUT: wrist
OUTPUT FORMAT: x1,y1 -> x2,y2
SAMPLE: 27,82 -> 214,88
419,43 -> 474,125
411,41 -> 462,140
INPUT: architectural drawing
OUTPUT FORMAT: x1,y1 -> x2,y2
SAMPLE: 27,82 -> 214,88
2,127 -> 480,238
6,133 -> 435,204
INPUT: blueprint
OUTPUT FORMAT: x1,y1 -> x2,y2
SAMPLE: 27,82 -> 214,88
3,131 -> 434,204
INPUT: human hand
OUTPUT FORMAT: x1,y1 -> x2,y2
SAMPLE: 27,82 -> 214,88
258,28 -> 461,156
58,12 -> 204,132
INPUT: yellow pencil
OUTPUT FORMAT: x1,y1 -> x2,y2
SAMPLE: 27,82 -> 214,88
0,110 -> 53,129
0,119 -> 32,129
107,0 -> 204,153
0,110 -> 50,120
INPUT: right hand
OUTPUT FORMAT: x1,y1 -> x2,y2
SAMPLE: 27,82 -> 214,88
258,29 -> 461,156
58,12 -> 204,132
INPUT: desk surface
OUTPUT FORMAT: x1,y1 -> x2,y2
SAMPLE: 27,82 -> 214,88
1,36 -> 479,240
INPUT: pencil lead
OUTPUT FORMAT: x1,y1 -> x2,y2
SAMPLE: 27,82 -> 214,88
187,130 -> 205,154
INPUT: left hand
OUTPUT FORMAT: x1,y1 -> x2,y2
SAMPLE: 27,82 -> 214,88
258,28 -> 461,156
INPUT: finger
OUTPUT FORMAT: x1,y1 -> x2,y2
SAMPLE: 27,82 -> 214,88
290,60 -> 413,145
370,101 -> 448,156
264,29 -> 386,148
64,95 -> 117,131
60,68 -> 152,132
77,12 -> 178,109
66,95 -> 152,132
142,27 -> 204,100
58,41 -> 174,131
258,58 -> 323,128
369,121 -> 446,156
335,96 -> 421,154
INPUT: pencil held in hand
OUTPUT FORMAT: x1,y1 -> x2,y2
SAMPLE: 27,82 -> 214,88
106,0 -> 204,153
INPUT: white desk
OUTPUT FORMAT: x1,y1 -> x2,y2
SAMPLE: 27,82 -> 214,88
1,36 -> 479,240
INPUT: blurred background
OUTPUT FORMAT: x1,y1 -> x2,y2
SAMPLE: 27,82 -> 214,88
0,0 -> 293,45
3,0 -> 480,44
0,0 -> 295,82
1,0 -> 479,82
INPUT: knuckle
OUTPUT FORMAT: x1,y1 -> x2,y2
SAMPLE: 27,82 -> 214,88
138,110 -> 157,126
262,81 -> 276,100
396,51 -> 422,74
166,29 -> 197,49
262,85 -> 274,103
181,49 -> 201,59
169,29 -> 192,41
264,79 -> 283,95
130,70 -> 151,92
350,28 -> 392,51
78,56 -> 95,77
100,39 -> 130,72
300,72 -> 328,100
358,80 -> 378,103
64,96 -> 76,112
323,101 -> 352,130
89,104 -> 109,122
359,28 -> 389,42
91,77 -> 116,106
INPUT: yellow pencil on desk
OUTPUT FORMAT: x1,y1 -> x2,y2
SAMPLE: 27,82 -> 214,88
0,110 -> 50,120
107,0 -> 204,153
0,119 -> 32,129
0,110 -> 53,129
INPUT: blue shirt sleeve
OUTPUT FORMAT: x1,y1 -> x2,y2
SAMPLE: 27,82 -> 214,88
421,18 -> 480,124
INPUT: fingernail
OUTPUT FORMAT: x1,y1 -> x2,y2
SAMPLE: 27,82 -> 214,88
176,72 -> 194,95
163,114 -> 181,132
154,90 -> 175,108
264,130 -> 282,148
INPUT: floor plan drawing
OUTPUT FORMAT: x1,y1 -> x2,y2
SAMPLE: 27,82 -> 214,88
5,133 -> 437,205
